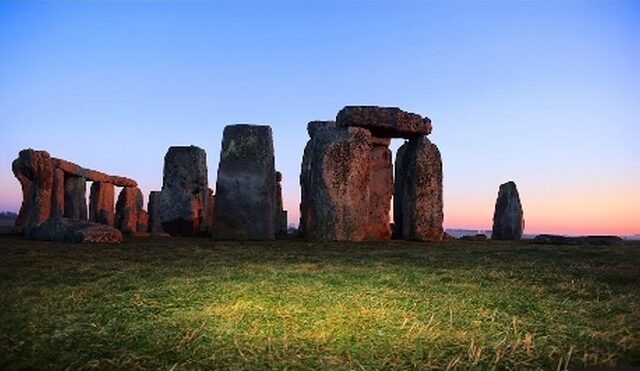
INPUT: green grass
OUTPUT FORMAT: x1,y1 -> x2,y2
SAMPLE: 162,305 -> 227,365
1,237 -> 639,370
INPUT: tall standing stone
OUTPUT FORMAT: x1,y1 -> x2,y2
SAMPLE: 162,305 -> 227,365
147,191 -> 163,233
115,186 -> 140,234
393,136 -> 444,241
89,182 -> 115,226
12,149 -> 53,232
213,125 -> 276,240
303,126 -> 371,241
491,181 -> 524,240
274,171 -> 288,236
367,137 -> 393,240
160,146 -> 209,236
64,175 -> 87,220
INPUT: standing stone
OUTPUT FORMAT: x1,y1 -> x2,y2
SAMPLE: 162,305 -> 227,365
147,191 -> 163,233
160,146 -> 208,236
51,168 -> 65,218
303,126 -> 371,241
115,186 -> 140,234
336,106 -> 432,138
393,136 -> 444,241
274,171 -> 288,236
89,182 -> 115,226
63,175 -> 87,220
213,125 -> 276,240
491,181 -> 524,240
12,149 -> 53,232
205,188 -> 215,233
137,210 -> 149,233
367,137 -> 393,240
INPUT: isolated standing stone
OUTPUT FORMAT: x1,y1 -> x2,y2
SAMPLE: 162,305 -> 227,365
89,182 -> 115,226
367,139 -> 393,239
491,181 -> 524,240
160,146 -> 209,236
213,125 -> 276,240
336,106 -> 432,138
115,186 -> 141,234
12,149 -> 53,231
147,191 -> 163,233
274,171 -> 288,236
302,126 -> 371,241
393,136 -> 444,241
64,175 -> 87,220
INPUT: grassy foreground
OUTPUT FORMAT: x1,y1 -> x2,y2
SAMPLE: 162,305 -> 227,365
0,236 -> 639,370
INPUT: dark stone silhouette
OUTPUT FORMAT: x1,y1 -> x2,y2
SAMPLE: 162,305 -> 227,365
336,106 -> 432,138
115,186 -> 142,234
213,125 -> 276,240
394,136 -> 444,241
28,217 -> 122,243
160,146 -> 209,236
531,234 -> 623,246
64,175 -> 87,220
491,181 -> 524,240
89,182 -> 115,226
274,171 -> 288,236
147,191 -> 163,233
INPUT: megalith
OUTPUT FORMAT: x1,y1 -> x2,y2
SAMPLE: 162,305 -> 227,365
51,168 -> 64,218
160,146 -> 209,236
336,106 -> 432,138
274,171 -> 288,236
213,125 -> 276,240
491,181 -> 524,240
64,175 -> 87,220
147,191 -> 163,233
302,126 -> 371,241
115,186 -> 141,234
367,136 -> 393,240
12,149 -> 53,232
89,182 -> 115,226
393,136 -> 444,241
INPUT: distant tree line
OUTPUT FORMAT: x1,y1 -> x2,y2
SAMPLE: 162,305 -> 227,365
0,211 -> 18,221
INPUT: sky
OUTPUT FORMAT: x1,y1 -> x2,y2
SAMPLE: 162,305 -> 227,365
0,1 -> 638,236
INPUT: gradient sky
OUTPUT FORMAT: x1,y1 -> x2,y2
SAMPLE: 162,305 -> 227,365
1,1 -> 638,236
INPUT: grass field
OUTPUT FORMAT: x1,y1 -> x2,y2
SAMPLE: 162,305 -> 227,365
0,236 -> 639,370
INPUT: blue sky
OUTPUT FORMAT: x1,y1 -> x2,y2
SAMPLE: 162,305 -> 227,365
1,1 -> 638,234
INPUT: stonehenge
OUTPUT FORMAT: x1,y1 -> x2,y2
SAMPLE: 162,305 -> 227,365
300,106 -> 444,241
12,105 -> 447,244
491,181 -> 524,240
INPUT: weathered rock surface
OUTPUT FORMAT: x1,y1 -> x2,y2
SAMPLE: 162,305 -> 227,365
63,175 -> 87,220
12,149 -> 53,231
367,143 -> 393,240
307,121 -> 336,139
213,125 -> 276,240
115,186 -> 141,234
393,136 -> 444,241
531,234 -> 623,246
52,158 -> 137,187
137,210 -> 148,233
51,168 -> 64,218
491,181 -> 524,240
160,146 -> 209,236
89,182 -> 115,226
336,106 -> 432,139
302,126 -> 371,241
27,217 -> 122,243
147,191 -> 163,233
206,188 -> 215,233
